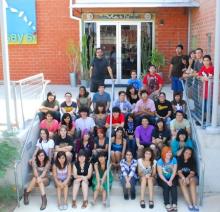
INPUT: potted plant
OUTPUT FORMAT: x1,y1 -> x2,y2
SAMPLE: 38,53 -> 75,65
148,48 -> 165,76
80,34 -> 95,87
66,40 -> 80,87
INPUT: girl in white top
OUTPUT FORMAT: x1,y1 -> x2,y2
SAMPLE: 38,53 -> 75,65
138,148 -> 157,209
32,129 -> 54,162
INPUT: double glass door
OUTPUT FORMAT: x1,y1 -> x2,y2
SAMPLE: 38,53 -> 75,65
97,22 -> 141,84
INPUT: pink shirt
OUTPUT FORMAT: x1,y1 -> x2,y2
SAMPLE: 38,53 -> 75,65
134,99 -> 156,113
40,119 -> 59,133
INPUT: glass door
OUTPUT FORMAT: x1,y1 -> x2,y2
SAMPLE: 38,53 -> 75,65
97,23 -> 117,81
97,22 -> 141,84
119,22 -> 141,84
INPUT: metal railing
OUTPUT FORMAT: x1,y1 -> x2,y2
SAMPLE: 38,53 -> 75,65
106,80 -> 115,207
182,80 -> 205,205
184,77 -> 213,128
16,73 -> 50,128
13,74 -> 50,207
14,114 -> 40,207
0,73 -> 50,129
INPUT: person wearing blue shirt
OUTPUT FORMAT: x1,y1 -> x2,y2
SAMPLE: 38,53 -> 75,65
157,146 -> 178,212
170,129 -> 193,157
92,84 -> 111,111
128,70 -> 142,91
113,91 -> 132,115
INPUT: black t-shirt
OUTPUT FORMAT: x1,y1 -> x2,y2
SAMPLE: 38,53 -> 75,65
91,57 -> 109,81
54,135 -> 73,148
177,158 -> 196,177
152,128 -> 171,144
171,55 -> 185,78
60,101 -> 77,113
155,100 -> 172,117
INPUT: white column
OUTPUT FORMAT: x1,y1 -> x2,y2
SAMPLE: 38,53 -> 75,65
0,0 -> 12,130
206,0 -> 220,133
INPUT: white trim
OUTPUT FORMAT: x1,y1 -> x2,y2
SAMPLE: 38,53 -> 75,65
72,1 -> 199,8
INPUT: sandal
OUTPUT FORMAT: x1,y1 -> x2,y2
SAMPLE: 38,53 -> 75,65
193,205 -> 199,211
81,200 -> 88,209
149,200 -> 154,209
140,200 -> 146,208
72,200 -> 77,208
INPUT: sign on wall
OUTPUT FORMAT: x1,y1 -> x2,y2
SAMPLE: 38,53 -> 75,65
6,0 -> 37,44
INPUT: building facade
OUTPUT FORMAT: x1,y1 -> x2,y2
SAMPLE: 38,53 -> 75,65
0,0 -> 216,84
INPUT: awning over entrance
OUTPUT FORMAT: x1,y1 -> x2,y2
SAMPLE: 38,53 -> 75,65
71,0 -> 200,8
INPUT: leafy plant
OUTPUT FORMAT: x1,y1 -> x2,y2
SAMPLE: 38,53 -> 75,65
148,48 -> 165,72
66,40 -> 80,73
81,34 -> 89,80
0,141 -> 18,178
81,34 -> 95,81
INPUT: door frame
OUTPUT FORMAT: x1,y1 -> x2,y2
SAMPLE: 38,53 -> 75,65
96,21 -> 141,84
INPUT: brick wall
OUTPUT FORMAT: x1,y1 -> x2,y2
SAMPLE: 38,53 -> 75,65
190,0 -> 216,57
0,0 -> 79,84
0,4 -> 188,84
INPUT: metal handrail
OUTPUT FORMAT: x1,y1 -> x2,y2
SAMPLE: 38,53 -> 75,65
182,80 -> 205,205
106,81 -> 115,207
14,113 -> 39,207
14,76 -> 50,207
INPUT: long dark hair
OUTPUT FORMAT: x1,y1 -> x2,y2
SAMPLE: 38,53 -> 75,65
142,148 -> 155,167
46,91 -> 56,102
180,147 -> 195,165
55,151 -> 68,169
126,85 -> 138,100
94,103 -> 106,114
78,86 -> 89,98
35,149 -> 49,167
39,128 -> 49,143
97,151 -> 107,171
155,118 -> 166,131
176,129 -> 188,142
61,113 -> 73,130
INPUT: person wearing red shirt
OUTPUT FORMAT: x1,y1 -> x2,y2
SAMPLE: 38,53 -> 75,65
197,55 -> 214,122
197,55 -> 214,100
105,107 -> 125,137
142,65 -> 163,100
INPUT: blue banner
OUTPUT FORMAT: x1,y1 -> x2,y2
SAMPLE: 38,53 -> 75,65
6,0 -> 37,44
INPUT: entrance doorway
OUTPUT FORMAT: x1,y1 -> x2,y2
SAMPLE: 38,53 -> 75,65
84,21 -> 153,84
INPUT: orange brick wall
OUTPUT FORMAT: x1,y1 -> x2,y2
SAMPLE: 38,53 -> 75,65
0,0 -> 79,83
190,0 -> 216,57
0,5 -> 188,84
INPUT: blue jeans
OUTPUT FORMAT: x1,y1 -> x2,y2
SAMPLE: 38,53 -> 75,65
127,138 -> 137,159
120,175 -> 136,197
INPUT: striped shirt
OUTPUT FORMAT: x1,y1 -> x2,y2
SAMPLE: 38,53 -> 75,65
120,159 -> 138,178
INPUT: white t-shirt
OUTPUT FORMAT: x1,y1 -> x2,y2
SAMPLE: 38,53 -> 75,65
75,117 -> 95,132
36,139 -> 55,156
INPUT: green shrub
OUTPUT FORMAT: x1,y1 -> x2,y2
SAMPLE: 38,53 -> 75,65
0,141 -> 17,178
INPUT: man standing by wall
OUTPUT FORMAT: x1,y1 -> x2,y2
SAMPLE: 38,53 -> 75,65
90,48 -> 114,92
168,44 -> 185,98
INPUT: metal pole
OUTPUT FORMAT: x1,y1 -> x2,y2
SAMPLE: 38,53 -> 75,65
211,0 -> 220,127
0,0 -> 12,130
206,0 -> 220,133
106,81 -> 114,207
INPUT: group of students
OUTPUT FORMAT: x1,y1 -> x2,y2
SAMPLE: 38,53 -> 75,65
22,45 -> 210,212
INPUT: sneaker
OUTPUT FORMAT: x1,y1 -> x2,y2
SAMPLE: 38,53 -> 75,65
188,205 -> 194,211
193,205 -> 199,211
63,204 -> 68,210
